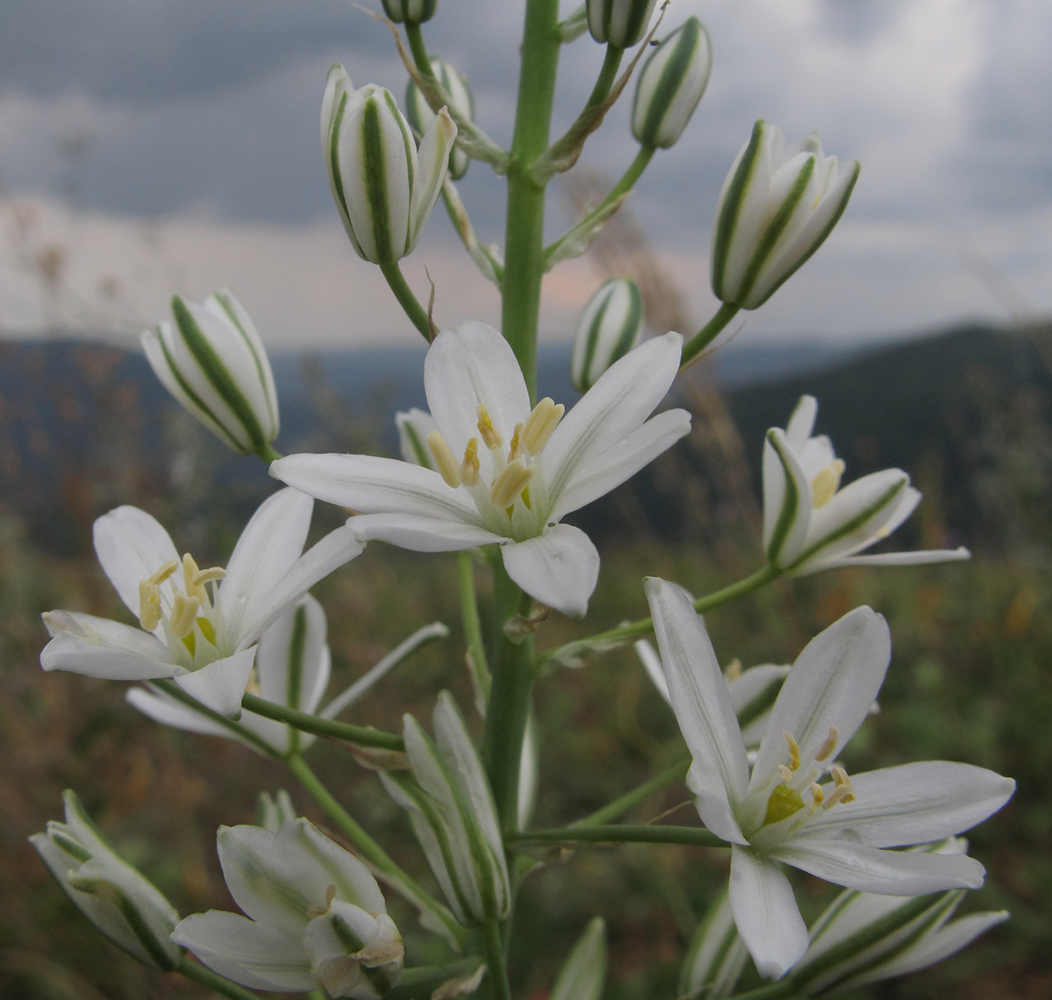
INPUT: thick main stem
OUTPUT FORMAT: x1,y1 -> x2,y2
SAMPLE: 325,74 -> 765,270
500,0 -> 561,398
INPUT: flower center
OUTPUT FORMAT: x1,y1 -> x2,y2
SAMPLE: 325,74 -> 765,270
811,459 -> 845,508
138,553 -> 226,661
761,726 -> 855,828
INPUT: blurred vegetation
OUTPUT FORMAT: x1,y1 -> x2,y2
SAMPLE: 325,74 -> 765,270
1,324 -> 1050,999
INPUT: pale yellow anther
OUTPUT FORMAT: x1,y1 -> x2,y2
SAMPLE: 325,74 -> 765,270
823,766 -> 856,809
477,405 -> 503,449
521,397 -> 564,455
192,565 -> 226,588
168,592 -> 201,639
148,559 -> 179,586
460,438 -> 480,487
777,764 -> 794,783
508,423 -> 524,461
427,430 -> 462,489
783,731 -> 801,771
815,725 -> 839,762
490,459 -> 535,509
809,781 -> 825,812
138,580 -> 162,631
724,657 -> 743,682
182,553 -> 201,596
811,459 -> 846,508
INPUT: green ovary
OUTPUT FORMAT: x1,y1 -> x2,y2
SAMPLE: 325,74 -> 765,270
763,784 -> 805,826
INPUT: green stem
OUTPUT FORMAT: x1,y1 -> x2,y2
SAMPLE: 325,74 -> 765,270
285,753 -> 466,947
540,564 -> 782,667
574,756 -> 690,827
506,824 -> 724,849
255,442 -> 282,463
585,45 -> 624,110
501,0 -> 562,396
480,919 -> 512,1000
680,302 -> 741,368
383,959 -> 486,1000
177,955 -> 263,1000
379,260 -> 433,342
241,693 -> 404,751
458,551 -> 491,703
405,21 -> 432,76
725,983 -> 806,1000
481,561 -> 535,832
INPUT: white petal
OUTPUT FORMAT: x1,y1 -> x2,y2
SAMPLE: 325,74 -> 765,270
408,107 -> 457,251
634,638 -> 670,704
93,506 -> 181,620
172,910 -> 313,991
126,686 -> 234,738
219,488 -> 313,642
174,647 -> 257,718
40,613 -> 177,680
784,396 -> 818,450
729,844 -> 808,979
729,664 -> 790,748
424,321 -> 531,466
771,840 -> 986,894
644,578 -> 749,843
761,429 -> 812,565
256,595 -> 331,714
546,407 -> 691,521
814,546 -> 971,571
798,762 -> 1015,847
501,524 -> 600,619
750,607 -> 889,796
352,512 -> 503,552
543,333 -> 683,504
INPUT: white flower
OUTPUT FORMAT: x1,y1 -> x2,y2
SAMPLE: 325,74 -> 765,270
571,278 -> 644,392
631,17 -> 713,150
141,290 -> 279,456
322,64 -> 456,264
40,488 -> 362,718
587,0 -> 659,48
30,790 -> 181,970
272,321 -> 690,618
644,578 -> 1015,980
381,692 -> 511,927
763,396 -> 970,574
173,819 -> 403,998
711,121 -> 859,310
381,0 -> 435,24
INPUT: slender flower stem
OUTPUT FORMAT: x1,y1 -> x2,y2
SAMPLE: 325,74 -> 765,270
241,693 -> 405,751
379,260 -> 434,341
680,302 -> 741,368
285,752 -> 467,948
574,756 -> 690,827
506,824 -> 724,849
585,45 -> 624,110
177,955 -> 263,1000
458,551 -> 491,703
255,442 -> 283,463
481,919 -> 513,1000
539,564 -> 782,667
405,21 -> 432,76
724,982 -> 805,1000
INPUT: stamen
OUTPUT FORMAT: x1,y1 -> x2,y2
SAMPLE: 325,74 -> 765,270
823,766 -> 856,809
508,423 -> 524,461
477,405 -> 503,449
192,566 -> 226,588
460,438 -> 480,487
811,459 -> 846,507
427,430 -> 462,489
490,459 -> 535,508
521,397 -> 564,454
182,553 -> 202,600
148,560 -> 178,586
777,764 -> 793,783
808,781 -> 825,813
815,725 -> 839,762
168,592 -> 201,639
138,581 -> 162,631
724,657 -> 743,682
783,732 -> 801,771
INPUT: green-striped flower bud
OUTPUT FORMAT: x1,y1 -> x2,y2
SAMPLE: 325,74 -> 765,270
381,0 -> 436,24
571,277 -> 644,392
381,692 -> 511,927
679,888 -> 749,999
632,18 -> 712,149
322,64 -> 457,265
141,289 -> 279,456
586,0 -> 659,48
711,120 -> 860,309
406,57 -> 474,180
30,791 -> 181,971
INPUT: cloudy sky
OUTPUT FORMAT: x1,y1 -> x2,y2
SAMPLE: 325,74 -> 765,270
1,0 -> 1049,350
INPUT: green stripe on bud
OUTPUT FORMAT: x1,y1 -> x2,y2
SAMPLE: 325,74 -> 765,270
586,0 -> 659,48
571,278 -> 644,392
381,0 -> 436,24
632,18 -> 713,149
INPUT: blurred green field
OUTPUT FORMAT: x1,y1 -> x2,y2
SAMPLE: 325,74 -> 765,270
2,505 -> 1048,1000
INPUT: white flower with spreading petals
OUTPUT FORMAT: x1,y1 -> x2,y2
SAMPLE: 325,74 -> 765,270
644,577 -> 1015,980
272,321 -> 691,618
41,489 -> 362,718
763,396 -> 970,574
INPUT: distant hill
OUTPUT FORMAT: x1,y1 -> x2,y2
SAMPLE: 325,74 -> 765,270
0,323 -> 1048,555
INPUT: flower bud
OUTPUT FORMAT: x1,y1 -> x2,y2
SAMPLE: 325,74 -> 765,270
406,57 -> 474,180
679,889 -> 748,999
586,0 -> 659,48
381,692 -> 510,926
396,408 -> 439,467
571,278 -> 644,392
381,0 -> 436,24
322,65 -> 456,264
631,18 -> 712,149
30,790 -> 181,970
711,120 -> 860,309
141,289 -> 279,456
551,917 -> 608,1000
